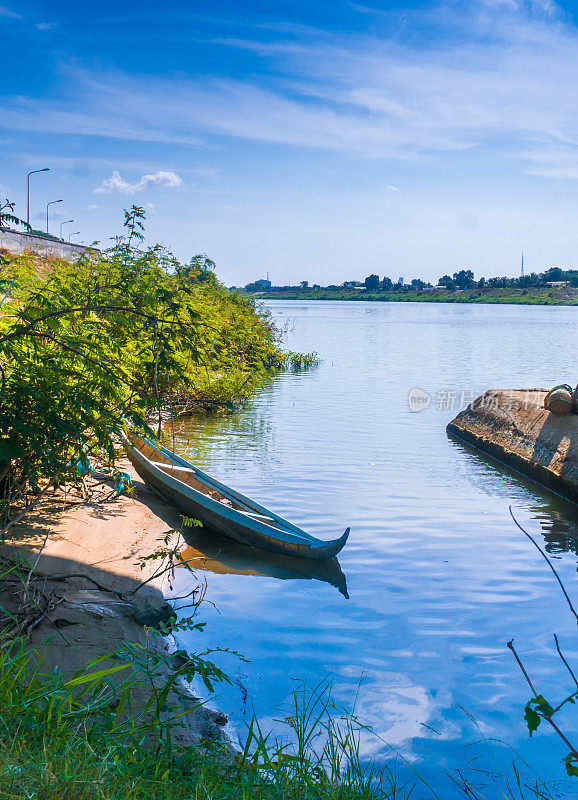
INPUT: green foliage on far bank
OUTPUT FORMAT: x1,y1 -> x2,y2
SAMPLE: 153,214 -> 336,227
248,264 -> 578,301
261,286 -> 578,306
0,207 -> 285,534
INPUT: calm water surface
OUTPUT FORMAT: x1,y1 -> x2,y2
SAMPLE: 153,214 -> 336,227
169,301 -> 578,797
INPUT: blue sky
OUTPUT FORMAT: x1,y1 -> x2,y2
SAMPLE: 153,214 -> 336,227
3,0 -> 578,285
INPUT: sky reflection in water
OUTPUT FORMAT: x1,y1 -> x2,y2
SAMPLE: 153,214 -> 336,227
169,301 -> 578,796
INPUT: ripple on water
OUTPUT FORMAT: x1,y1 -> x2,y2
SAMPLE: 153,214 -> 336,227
169,301 -> 578,796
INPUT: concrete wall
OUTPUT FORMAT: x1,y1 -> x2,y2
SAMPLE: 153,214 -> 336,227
0,229 -> 99,261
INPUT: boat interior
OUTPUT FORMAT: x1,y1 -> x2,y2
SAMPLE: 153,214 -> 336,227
131,435 -> 284,529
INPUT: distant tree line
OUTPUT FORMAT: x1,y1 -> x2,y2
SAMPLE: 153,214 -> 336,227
362,267 -> 578,292
240,266 -> 578,294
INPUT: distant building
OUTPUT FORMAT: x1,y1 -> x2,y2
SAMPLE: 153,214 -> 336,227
546,281 -> 569,287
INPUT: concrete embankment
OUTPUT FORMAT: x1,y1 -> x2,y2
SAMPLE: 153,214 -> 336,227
0,228 -> 99,260
447,389 -> 578,504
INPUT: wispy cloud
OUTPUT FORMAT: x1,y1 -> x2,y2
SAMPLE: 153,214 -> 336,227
2,0 -> 578,176
0,6 -> 21,20
94,170 -> 182,194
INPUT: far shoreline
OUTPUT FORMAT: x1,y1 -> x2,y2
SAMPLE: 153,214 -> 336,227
252,287 -> 578,306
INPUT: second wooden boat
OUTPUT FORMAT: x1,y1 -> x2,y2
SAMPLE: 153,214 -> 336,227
121,432 -> 350,560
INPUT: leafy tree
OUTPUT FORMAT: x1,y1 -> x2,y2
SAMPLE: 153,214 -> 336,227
453,269 -> 475,289
488,276 -> 508,288
519,273 -> 540,288
300,281 -> 309,289
543,267 -> 565,282
381,277 -> 393,291
439,275 -> 456,290
0,207 -> 284,534
411,279 -> 426,289
364,274 -> 380,291
0,199 -> 30,233
184,254 -> 217,284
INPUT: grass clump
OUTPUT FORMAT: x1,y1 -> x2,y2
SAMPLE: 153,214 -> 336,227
0,635 -> 407,800
284,351 -> 321,370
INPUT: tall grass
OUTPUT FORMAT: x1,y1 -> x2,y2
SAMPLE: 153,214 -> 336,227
284,351 -> 321,370
0,634 -> 558,799
0,635 -> 406,800
239,680 -> 409,799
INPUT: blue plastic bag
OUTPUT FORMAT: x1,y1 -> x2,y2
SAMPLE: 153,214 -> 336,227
114,471 -> 132,494
75,457 -> 95,477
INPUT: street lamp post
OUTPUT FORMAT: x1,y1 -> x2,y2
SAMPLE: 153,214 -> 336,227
59,219 -> 74,239
26,168 -> 50,227
68,231 -> 80,242
46,199 -> 63,235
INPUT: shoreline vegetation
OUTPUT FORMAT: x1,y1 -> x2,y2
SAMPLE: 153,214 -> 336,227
244,264 -> 578,306
0,207 -> 570,798
253,285 -> 578,305
1,207 -> 391,799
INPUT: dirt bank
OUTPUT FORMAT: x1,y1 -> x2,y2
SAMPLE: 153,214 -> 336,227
1,460 -> 230,749
447,389 -> 578,504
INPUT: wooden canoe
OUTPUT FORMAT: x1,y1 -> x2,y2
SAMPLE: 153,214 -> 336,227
120,432 -> 350,560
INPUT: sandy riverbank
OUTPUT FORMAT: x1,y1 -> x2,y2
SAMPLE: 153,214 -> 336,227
1,459 -> 230,749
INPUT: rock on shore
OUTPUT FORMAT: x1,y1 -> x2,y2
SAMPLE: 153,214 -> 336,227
447,389 -> 578,503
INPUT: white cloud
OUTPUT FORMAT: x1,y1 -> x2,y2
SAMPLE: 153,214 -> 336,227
0,6 -> 22,20
385,185 -> 399,192
480,0 -> 556,12
85,204 -> 100,210
94,170 -> 182,194
4,0 -> 578,177
33,209 -> 64,222
0,6 -> 56,27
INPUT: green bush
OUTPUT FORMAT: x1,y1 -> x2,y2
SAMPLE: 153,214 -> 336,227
0,207 -> 284,533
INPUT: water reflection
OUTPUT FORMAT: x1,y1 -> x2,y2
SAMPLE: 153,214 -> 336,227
179,526 -> 349,598
167,406 -> 281,474
169,301 -> 578,795
530,509 -> 578,555
448,432 -> 578,554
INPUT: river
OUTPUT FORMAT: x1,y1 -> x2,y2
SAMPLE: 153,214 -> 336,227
169,300 -> 578,797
